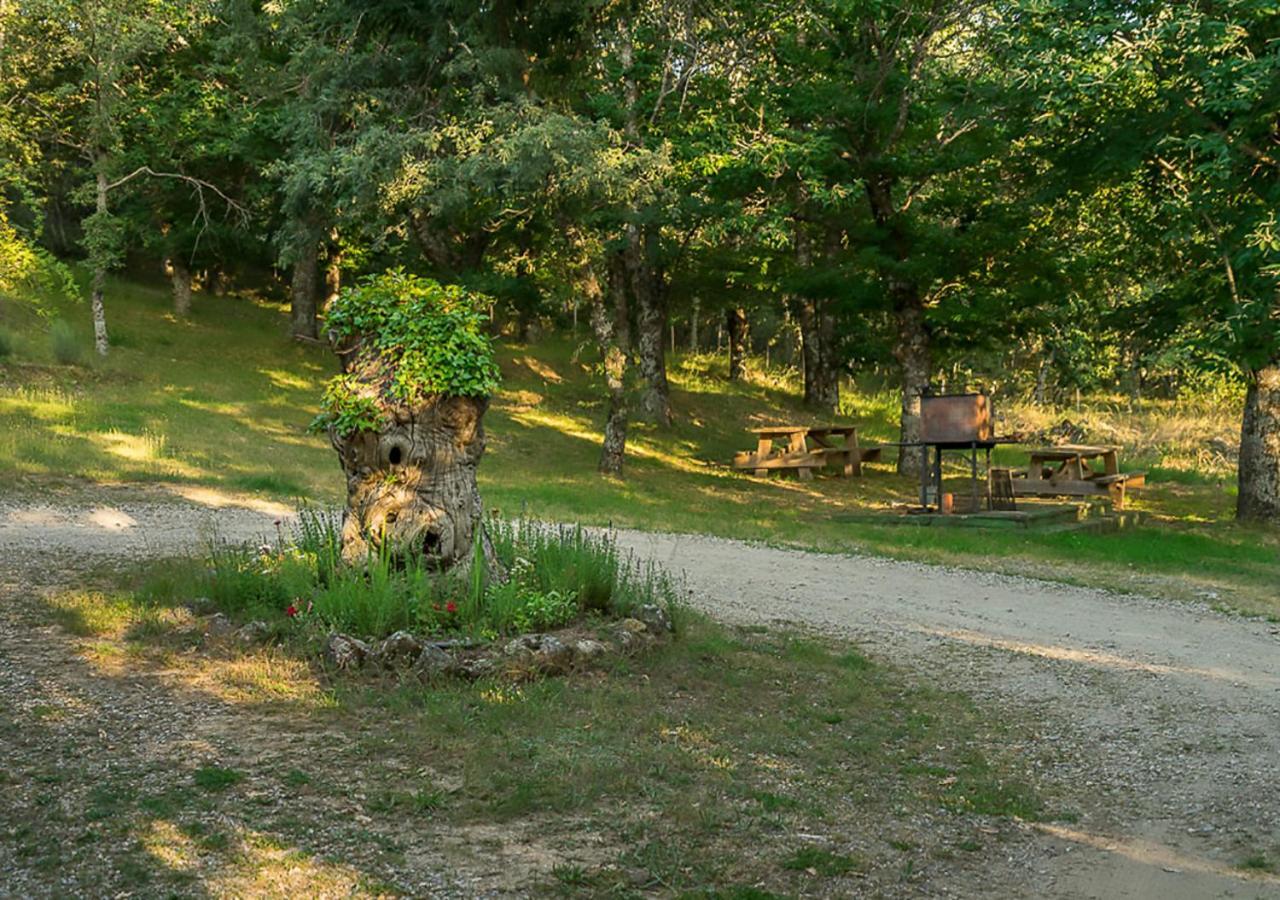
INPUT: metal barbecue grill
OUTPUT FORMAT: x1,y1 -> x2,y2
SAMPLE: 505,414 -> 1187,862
915,391 -> 1014,512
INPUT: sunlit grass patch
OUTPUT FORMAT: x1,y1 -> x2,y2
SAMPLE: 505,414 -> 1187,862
196,652 -> 337,708
46,590 -> 141,637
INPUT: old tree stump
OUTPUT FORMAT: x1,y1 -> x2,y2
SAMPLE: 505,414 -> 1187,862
319,271 -> 501,570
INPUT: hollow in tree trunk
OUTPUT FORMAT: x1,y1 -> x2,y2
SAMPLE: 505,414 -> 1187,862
331,395 -> 490,569
169,258 -> 192,317
1237,362 -> 1280,522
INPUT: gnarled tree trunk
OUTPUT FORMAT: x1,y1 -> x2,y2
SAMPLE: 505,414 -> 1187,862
331,393 -> 490,569
1237,362 -> 1280,522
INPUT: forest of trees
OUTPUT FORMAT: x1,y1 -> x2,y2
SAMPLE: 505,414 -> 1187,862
1,0 -> 1277,520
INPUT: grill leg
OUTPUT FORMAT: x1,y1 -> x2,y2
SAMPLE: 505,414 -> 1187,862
985,446 -> 992,510
935,446 -> 943,510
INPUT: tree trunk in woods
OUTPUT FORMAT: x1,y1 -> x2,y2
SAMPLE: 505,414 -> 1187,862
91,167 -> 110,356
591,255 -> 630,476
866,174 -> 929,474
792,225 -> 840,412
290,241 -> 319,340
628,227 -> 672,426
1034,350 -> 1052,405
689,296 -> 700,351
894,294 -> 930,475
169,259 -> 192,317
616,25 -> 671,426
727,307 -> 748,381
1237,362 -> 1280,522
327,335 -> 494,570
323,242 -> 342,312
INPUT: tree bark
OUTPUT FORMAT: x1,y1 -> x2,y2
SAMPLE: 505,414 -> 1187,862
91,167 -> 110,356
592,254 -> 630,476
169,258 -> 192,317
689,296 -> 700,351
290,233 -> 320,341
1237,362 -> 1280,522
628,226 -> 672,425
866,174 -> 928,474
331,395 -> 490,568
894,294 -> 930,475
323,232 -> 342,312
328,328 -> 492,569
794,227 -> 840,413
1034,349 -> 1052,405
727,307 -> 748,381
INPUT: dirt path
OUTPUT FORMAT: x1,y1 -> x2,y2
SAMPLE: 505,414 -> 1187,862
2,496 -> 1279,898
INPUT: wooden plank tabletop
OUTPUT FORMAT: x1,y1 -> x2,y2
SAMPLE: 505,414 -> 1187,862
747,425 -> 856,434
747,425 -> 808,434
1029,444 -> 1119,458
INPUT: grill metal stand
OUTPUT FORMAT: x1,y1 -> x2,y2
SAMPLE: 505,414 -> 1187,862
911,392 -> 1016,513
918,440 -> 997,512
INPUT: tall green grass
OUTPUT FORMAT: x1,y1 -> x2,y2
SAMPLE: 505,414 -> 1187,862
146,511 -> 678,639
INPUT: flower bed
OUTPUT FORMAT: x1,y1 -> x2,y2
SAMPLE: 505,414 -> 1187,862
171,513 -> 679,680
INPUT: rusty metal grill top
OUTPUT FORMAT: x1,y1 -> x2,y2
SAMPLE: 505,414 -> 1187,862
920,392 -> 993,445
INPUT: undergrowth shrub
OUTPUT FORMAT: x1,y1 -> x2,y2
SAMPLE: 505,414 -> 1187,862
0,327 -> 13,359
50,319 -> 82,365
151,510 -> 677,640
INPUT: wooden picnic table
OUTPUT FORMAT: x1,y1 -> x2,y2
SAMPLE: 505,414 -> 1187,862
734,425 -> 881,480
1014,444 -> 1144,508
1029,444 -> 1120,479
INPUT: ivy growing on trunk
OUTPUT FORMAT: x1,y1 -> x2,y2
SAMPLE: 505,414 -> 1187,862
316,269 -> 501,436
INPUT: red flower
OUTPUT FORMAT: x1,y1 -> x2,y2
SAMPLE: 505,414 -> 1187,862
445,601 -> 458,614
285,604 -> 298,618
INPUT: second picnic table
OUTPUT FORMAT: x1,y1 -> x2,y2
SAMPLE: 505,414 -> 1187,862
1012,443 -> 1145,508
733,425 -> 881,479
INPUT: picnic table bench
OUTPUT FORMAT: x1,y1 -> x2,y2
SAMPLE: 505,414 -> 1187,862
1011,444 -> 1145,508
733,425 -> 882,480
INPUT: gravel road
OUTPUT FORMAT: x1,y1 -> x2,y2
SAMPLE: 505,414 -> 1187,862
2,496 -> 1278,898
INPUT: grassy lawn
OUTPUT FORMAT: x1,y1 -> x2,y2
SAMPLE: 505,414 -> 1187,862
1,570 -> 1054,897
1,278 -> 1277,616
